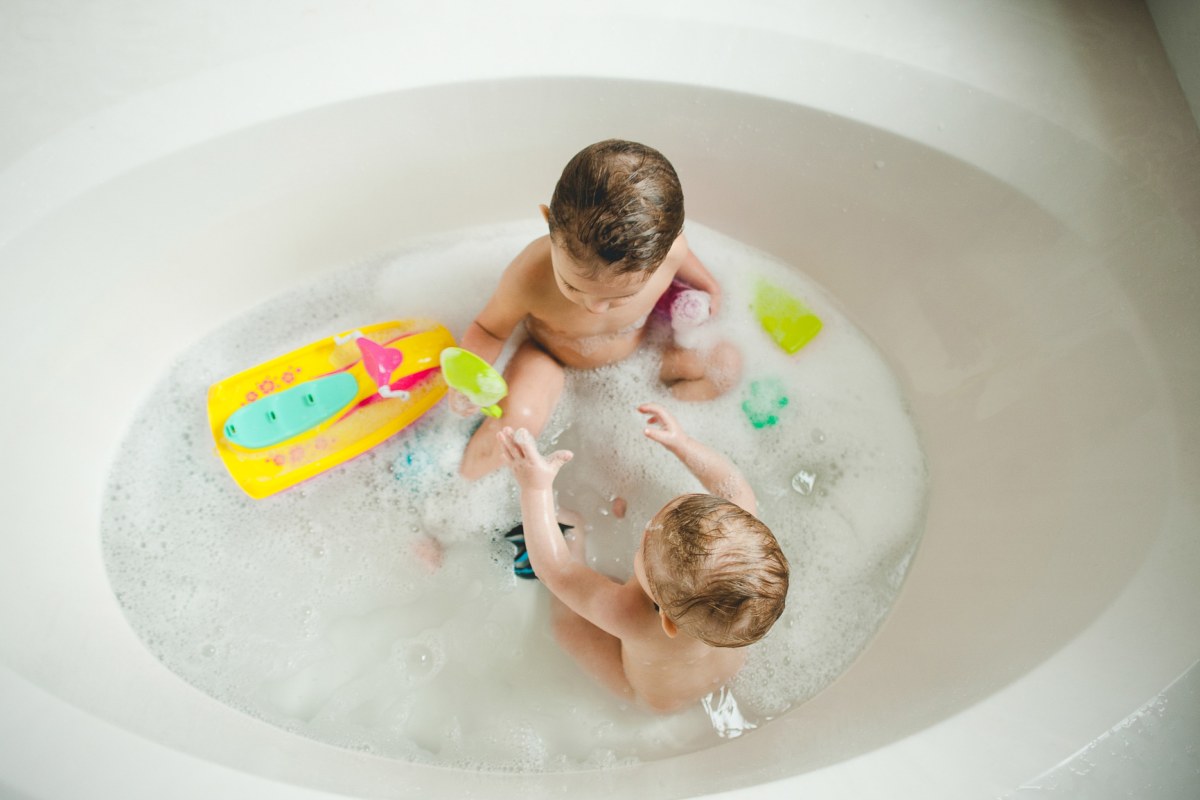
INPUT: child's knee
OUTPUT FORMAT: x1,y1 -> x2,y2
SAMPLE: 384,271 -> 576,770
506,357 -> 565,424
504,401 -> 553,429
709,340 -> 743,391
663,340 -> 742,400
660,345 -> 706,382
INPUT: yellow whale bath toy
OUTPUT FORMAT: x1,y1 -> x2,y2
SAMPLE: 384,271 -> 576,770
439,346 -> 508,418
207,319 -> 455,499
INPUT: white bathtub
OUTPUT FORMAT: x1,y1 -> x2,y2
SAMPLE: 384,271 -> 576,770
2,1 -> 1198,798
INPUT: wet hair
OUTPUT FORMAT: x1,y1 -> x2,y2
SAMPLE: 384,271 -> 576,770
546,139 -> 685,278
642,494 -> 789,648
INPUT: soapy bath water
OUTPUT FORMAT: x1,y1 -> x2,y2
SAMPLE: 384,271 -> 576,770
101,220 -> 927,770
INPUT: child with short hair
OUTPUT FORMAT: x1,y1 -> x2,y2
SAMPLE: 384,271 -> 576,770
496,403 -> 788,713
454,139 -> 743,478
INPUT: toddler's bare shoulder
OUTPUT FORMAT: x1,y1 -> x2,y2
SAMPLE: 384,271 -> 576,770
670,231 -> 691,255
500,236 -> 555,298
503,236 -> 551,280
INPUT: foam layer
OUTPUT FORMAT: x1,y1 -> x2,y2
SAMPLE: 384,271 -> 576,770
101,220 -> 927,771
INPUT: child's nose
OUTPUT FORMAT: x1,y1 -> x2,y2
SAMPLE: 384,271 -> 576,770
583,299 -> 610,313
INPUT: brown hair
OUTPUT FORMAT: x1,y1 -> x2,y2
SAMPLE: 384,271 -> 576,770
643,494 -> 789,648
547,139 -> 685,277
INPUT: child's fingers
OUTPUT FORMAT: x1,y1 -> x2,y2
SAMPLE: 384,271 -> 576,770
639,402 -> 676,427
708,290 -> 722,316
448,389 -> 479,417
546,449 -> 574,470
638,403 -> 663,428
495,431 -> 512,462
637,402 -> 665,418
514,428 -> 540,458
640,402 -> 680,439
496,427 -> 520,461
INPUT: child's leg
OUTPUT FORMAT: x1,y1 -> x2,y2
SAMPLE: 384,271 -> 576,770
659,339 -> 743,401
550,596 -> 635,704
459,339 -> 565,479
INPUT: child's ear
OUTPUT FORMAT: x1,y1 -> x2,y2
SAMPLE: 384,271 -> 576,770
539,204 -> 550,224
659,612 -> 678,639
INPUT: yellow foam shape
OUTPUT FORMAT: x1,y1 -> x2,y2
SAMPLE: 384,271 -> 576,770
752,279 -> 822,354
207,319 -> 454,499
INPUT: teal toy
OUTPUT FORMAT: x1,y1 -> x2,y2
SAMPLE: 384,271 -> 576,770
742,378 -> 789,429
222,372 -> 359,449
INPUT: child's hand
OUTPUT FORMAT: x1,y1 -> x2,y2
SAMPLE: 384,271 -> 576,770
639,403 -> 687,449
447,388 -> 480,417
697,280 -> 722,317
496,427 -> 573,490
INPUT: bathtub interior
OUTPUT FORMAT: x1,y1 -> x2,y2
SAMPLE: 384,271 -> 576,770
2,5 -> 1200,800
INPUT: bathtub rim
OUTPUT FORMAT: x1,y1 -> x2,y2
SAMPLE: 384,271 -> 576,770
2,3 -> 1199,798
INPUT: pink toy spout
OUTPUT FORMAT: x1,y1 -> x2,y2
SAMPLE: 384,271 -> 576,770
356,337 -> 404,388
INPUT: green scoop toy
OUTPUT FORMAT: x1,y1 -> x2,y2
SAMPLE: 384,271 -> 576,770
440,346 -> 508,418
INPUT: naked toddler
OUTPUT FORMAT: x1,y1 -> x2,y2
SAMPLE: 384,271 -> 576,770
496,403 -> 788,713
454,139 -> 743,478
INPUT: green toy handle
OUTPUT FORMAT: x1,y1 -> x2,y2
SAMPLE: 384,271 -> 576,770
440,346 -> 508,419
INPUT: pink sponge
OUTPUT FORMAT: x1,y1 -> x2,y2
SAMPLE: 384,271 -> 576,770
655,279 -> 712,330
669,288 -> 711,329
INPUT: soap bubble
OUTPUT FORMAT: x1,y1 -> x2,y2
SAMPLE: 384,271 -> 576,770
791,469 -> 817,495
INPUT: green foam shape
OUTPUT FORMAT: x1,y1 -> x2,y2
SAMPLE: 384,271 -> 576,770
752,279 -> 823,354
742,378 -> 789,429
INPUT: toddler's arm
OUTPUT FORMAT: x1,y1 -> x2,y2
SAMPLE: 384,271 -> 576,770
671,234 -> 722,315
639,403 -> 757,514
497,427 -> 647,637
449,243 -> 538,415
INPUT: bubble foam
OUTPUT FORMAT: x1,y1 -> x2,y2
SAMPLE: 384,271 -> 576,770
101,220 -> 927,770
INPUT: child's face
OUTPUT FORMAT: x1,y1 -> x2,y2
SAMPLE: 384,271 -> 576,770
549,240 -> 651,315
